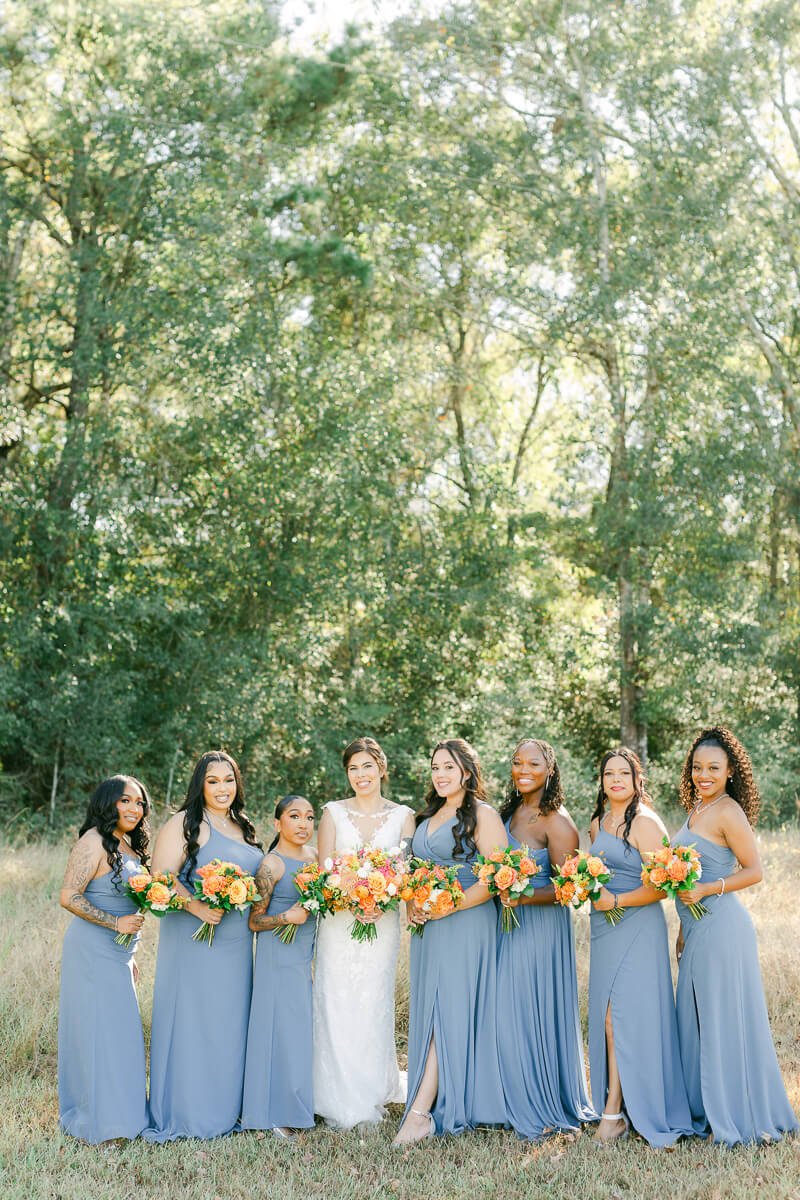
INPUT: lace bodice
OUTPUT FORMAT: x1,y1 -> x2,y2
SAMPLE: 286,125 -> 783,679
324,799 -> 411,854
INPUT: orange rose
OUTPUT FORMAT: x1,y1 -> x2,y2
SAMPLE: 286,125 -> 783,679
649,866 -> 668,886
129,873 -> 151,893
667,860 -> 689,883
201,874 -> 226,899
228,878 -> 248,905
489,850 -> 506,864
414,884 -> 432,904
478,864 -> 494,885
432,891 -> 454,916
518,856 -> 537,876
368,871 -> 388,897
561,857 -> 578,878
559,880 -> 576,903
586,856 -> 605,878
400,886 -> 414,902
654,847 -> 671,865
493,865 -> 516,891
145,881 -> 171,907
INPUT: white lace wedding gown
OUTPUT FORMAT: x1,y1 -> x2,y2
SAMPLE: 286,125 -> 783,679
312,799 -> 410,1128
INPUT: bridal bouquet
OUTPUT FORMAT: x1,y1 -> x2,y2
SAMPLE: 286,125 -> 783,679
473,846 -> 541,933
323,846 -> 406,944
552,851 -> 624,925
640,837 -> 708,919
114,870 -> 185,947
400,858 -> 465,937
275,861 -> 330,944
191,858 -> 259,946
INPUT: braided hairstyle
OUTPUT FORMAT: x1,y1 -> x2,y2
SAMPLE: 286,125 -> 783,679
179,751 -> 261,879
500,737 -> 565,824
79,775 -> 151,881
679,726 -> 760,826
591,747 -> 651,850
415,738 -> 487,860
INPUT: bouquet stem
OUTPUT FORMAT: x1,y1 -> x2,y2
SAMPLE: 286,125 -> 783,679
500,905 -> 520,933
604,906 -> 625,926
192,921 -> 215,946
687,901 -> 709,920
114,931 -> 135,947
350,918 -> 378,943
407,922 -> 425,938
275,923 -> 297,944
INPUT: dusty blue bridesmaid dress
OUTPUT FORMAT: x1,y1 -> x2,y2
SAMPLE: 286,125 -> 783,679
58,857 -> 148,1142
240,852 -> 317,1131
404,814 -> 506,1136
496,827 -> 595,1139
144,824 -> 263,1141
588,828 -> 693,1147
673,819 -> 798,1145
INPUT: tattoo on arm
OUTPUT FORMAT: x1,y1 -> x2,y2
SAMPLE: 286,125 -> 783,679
67,893 -> 118,930
62,840 -> 117,930
250,861 -> 287,931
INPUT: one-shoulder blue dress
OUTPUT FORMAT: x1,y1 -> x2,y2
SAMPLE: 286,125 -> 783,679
589,828 -> 693,1147
496,827 -> 595,1139
404,814 -> 506,1135
144,824 -> 263,1141
58,856 -> 149,1142
241,852 -> 317,1131
673,819 -> 798,1146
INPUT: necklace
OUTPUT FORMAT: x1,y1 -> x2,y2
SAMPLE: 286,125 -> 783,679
205,808 -> 236,833
692,792 -> 728,816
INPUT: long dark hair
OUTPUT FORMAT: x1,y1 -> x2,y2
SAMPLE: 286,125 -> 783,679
179,751 -> 261,879
78,775 -> 151,881
268,794 -> 310,851
500,737 -> 565,825
591,747 -> 650,850
415,738 -> 487,860
679,726 -> 760,826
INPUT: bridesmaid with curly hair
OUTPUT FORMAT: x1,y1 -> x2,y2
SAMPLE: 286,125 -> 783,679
495,739 -> 596,1139
673,726 -> 798,1145
144,751 -> 263,1141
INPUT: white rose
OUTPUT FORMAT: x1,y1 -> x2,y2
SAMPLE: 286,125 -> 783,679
357,867 -> 370,879
323,857 -> 333,871
328,873 -> 341,887
387,883 -> 397,896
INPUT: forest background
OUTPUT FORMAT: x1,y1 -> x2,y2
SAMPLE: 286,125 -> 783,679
2,0 -> 799,834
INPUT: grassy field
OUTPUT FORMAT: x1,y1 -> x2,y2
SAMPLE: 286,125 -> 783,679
2,830 -> 799,1200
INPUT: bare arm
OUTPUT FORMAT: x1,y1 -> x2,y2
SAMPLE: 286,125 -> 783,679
59,833 -> 142,935
150,813 -> 220,924
517,809 -> 579,906
594,810 -> 667,911
249,855 -> 307,932
428,805 -> 509,918
679,804 -> 762,905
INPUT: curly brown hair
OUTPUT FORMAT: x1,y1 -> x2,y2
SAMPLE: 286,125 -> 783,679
679,726 -> 760,826
500,738 -> 565,824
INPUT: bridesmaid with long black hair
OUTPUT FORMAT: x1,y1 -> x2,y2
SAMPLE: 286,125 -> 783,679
393,738 -> 508,1145
588,748 -> 693,1147
673,726 -> 798,1145
496,739 -> 596,1139
144,751 -> 263,1142
58,775 -> 151,1142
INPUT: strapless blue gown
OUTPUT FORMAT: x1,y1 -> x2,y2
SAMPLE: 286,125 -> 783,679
241,852 -> 317,1130
58,857 -> 149,1142
496,828 -> 595,1138
404,815 -> 506,1135
589,829 -> 693,1146
673,820 -> 798,1145
144,825 -> 263,1141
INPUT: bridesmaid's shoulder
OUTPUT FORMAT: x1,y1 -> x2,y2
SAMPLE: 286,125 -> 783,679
73,826 -> 103,852
544,805 -> 578,834
631,804 -> 667,841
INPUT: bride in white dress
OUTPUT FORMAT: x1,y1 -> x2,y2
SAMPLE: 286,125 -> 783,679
312,736 -> 416,1129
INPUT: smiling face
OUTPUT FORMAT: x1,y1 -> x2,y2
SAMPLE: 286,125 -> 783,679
602,755 -> 635,805
691,743 -> 730,805
203,758 -> 238,818
275,797 -> 315,848
346,751 -> 384,803
114,781 -> 146,840
431,747 -> 468,804
511,742 -> 549,798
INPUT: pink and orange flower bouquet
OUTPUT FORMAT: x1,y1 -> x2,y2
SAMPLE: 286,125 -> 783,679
552,851 -> 624,925
191,858 -> 259,946
399,858 -> 465,937
641,837 -> 707,919
115,870 -> 185,947
472,846 -> 541,933
275,861 -> 330,944
322,845 -> 406,944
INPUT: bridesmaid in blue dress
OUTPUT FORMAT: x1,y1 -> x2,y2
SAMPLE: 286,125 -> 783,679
393,738 -> 508,1146
496,739 -> 596,1139
58,775 -> 151,1142
144,751 -> 263,1142
589,748 -> 693,1147
673,726 -> 798,1146
241,795 -> 317,1141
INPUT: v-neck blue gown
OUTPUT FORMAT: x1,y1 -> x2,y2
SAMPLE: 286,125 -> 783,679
673,819 -> 798,1145
496,828 -> 595,1138
404,814 -> 506,1136
144,824 -> 263,1141
588,828 -> 693,1147
241,852 -> 317,1130
58,856 -> 149,1142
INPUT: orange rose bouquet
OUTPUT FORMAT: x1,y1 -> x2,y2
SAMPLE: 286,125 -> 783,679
472,846 -> 541,933
399,858 -> 465,937
114,870 -> 185,947
322,846 -> 406,944
275,861 -> 330,944
552,851 -> 624,925
641,837 -> 707,919
191,858 -> 259,946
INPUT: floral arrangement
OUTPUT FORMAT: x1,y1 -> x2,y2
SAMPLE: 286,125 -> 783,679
552,851 -> 624,925
115,871 -> 185,947
275,860 -> 330,944
191,858 -> 259,946
399,858 -> 465,937
322,845 -> 406,943
472,846 -> 541,933
641,837 -> 707,919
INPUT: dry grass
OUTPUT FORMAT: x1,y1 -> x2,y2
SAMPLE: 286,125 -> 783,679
2,830 -> 799,1200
